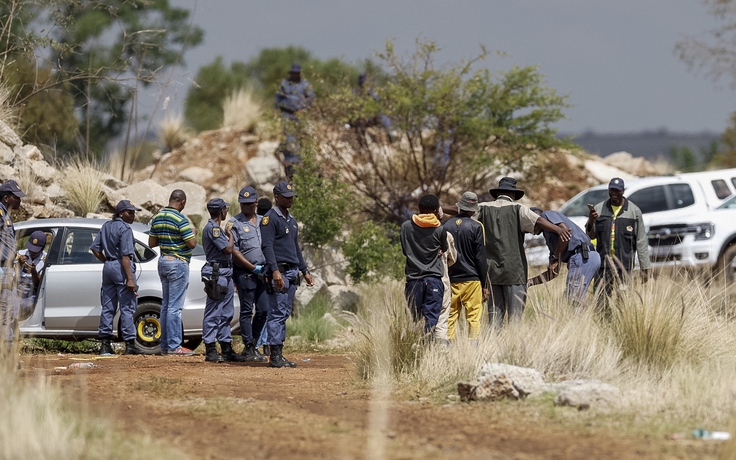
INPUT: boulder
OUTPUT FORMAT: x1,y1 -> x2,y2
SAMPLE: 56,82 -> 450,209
0,142 -> 14,163
256,141 -> 280,158
583,158 -> 636,184
458,375 -> 519,402
0,164 -> 15,181
0,121 -> 21,148
552,380 -> 621,409
15,145 -> 44,161
26,159 -> 56,186
45,183 -> 66,202
135,208 -> 154,223
245,156 -> 281,186
294,274 -> 326,309
178,166 -> 214,184
165,181 -> 207,226
602,151 -> 662,177
117,179 -> 170,214
32,203 -> 75,219
100,173 -> 128,190
327,285 -> 360,311
477,363 -> 546,397
301,245 -> 349,286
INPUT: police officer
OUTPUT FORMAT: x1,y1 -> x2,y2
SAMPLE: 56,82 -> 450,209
16,230 -> 48,319
229,186 -> 268,362
90,200 -> 141,356
0,180 -> 25,346
275,63 -> 315,176
261,181 -> 314,368
202,198 -> 245,363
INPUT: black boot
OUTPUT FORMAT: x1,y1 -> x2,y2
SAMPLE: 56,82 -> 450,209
220,342 -> 246,362
204,342 -> 223,363
262,345 -> 270,357
100,339 -> 114,356
241,342 -> 267,362
124,340 -> 142,355
269,345 -> 297,368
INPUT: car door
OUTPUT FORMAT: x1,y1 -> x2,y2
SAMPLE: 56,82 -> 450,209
42,226 -> 103,331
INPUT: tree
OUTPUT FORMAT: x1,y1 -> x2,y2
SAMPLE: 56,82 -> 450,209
311,40 -> 571,223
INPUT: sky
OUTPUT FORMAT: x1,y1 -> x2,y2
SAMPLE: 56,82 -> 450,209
160,0 -> 736,135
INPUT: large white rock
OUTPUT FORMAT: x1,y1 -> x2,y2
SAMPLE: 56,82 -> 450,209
165,181 -> 207,226
0,164 -> 15,181
294,273 -> 326,309
552,380 -> 622,409
301,245 -> 349,286
15,145 -> 44,161
477,363 -> 546,397
99,173 -> 128,190
0,121 -> 21,148
256,141 -> 279,158
327,285 -> 360,311
583,158 -> 636,184
0,142 -> 14,163
45,183 -> 66,202
117,179 -> 170,214
26,159 -> 57,186
245,156 -> 281,186
178,166 -> 214,184
100,184 -> 126,212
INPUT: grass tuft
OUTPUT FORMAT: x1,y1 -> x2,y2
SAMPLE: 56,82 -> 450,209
0,82 -> 18,130
157,112 -> 192,151
58,157 -> 103,216
222,87 -> 263,133
286,291 -> 340,349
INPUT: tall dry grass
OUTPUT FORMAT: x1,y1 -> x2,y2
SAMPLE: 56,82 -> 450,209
15,165 -> 45,203
0,82 -> 18,130
157,113 -> 192,152
222,87 -> 263,133
0,354 -> 186,460
351,273 -> 736,428
58,158 -> 103,216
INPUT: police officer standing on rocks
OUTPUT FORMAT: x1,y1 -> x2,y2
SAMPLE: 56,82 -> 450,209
229,186 -> 268,362
0,180 -> 25,346
201,198 -> 245,363
90,200 -> 142,356
261,181 -> 314,368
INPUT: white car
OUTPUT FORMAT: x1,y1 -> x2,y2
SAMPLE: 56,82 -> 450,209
16,218 -> 241,353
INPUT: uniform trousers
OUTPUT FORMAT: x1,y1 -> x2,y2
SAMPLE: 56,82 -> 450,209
202,273 -> 234,344
234,269 -> 269,346
448,280 -> 483,339
565,251 -> 601,301
266,266 -> 299,346
98,260 -> 137,341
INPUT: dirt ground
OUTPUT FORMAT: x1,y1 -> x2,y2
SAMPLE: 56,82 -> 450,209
18,352 -> 721,460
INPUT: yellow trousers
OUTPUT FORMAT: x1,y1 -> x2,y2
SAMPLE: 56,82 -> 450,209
448,280 -> 483,340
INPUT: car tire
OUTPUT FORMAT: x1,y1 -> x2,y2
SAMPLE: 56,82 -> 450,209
134,301 -> 163,355
720,244 -> 736,284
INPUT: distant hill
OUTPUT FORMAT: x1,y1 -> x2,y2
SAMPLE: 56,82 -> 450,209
560,130 -> 721,162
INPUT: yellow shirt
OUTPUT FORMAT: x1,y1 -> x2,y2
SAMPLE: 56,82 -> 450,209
610,205 -> 622,257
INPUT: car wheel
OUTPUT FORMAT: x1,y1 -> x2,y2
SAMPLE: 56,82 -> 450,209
721,244 -> 736,284
134,301 -> 162,355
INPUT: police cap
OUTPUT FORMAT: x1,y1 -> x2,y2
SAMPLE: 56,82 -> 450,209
273,181 -> 296,198
238,186 -> 258,204
0,179 -> 26,197
207,197 -> 229,213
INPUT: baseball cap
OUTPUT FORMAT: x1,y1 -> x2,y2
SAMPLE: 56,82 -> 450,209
290,63 -> 301,73
26,230 -> 47,252
608,177 -> 625,191
116,199 -> 141,213
206,197 -> 229,213
0,179 -> 26,197
273,181 -> 296,198
238,186 -> 258,204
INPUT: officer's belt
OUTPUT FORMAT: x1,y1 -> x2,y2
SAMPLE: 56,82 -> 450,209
573,244 -> 595,255
277,263 -> 297,272
207,261 -> 232,268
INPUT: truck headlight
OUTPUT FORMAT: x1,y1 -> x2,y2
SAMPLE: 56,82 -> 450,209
694,223 -> 714,241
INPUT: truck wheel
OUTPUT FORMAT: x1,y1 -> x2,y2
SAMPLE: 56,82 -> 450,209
720,245 -> 736,284
134,301 -> 163,355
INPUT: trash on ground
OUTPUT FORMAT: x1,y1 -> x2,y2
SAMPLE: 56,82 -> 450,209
301,358 -> 311,362
692,429 -> 731,440
68,362 -> 95,369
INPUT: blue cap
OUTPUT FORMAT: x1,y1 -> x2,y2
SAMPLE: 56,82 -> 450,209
116,199 -> 141,213
358,73 -> 367,85
290,63 -> 301,73
26,230 -> 47,252
206,197 -> 229,213
273,181 -> 296,198
238,186 -> 258,204
608,177 -> 625,191
0,179 -> 26,197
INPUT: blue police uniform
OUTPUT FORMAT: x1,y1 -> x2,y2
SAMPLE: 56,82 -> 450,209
16,248 -> 47,317
90,217 -> 137,341
275,78 -> 315,120
261,203 -> 308,347
201,218 -> 235,345
230,211 -> 269,346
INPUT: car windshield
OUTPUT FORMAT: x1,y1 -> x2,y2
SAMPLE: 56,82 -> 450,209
717,195 -> 736,210
560,189 -> 610,217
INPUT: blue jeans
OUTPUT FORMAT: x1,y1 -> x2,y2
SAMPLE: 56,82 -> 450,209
404,277 -> 444,333
566,250 -> 601,302
158,256 -> 189,352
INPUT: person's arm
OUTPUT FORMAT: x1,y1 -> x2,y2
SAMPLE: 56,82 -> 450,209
122,254 -> 136,292
536,217 -> 572,243
222,226 -> 234,255
148,235 -> 159,248
90,229 -> 106,262
635,210 -> 650,282
473,226 -> 490,301
293,224 -> 314,286
261,216 -> 284,290
180,218 -> 197,250
442,205 -> 459,216
586,207 -> 599,239
439,227 -> 449,253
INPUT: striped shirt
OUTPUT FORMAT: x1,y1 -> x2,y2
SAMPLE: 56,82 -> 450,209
149,207 -> 195,262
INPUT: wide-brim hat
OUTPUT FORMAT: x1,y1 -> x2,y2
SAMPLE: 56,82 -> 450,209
489,177 -> 524,199
457,191 -> 480,213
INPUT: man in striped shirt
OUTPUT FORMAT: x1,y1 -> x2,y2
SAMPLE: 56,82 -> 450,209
149,190 -> 198,355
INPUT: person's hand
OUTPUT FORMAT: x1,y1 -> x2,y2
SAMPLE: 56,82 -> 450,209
482,288 -> 490,302
125,278 -> 137,293
589,208 -> 599,221
556,227 -> 572,243
252,264 -> 264,275
304,273 -> 315,287
19,255 -> 28,264
549,261 -> 559,276
273,270 -> 284,291
225,225 -> 232,238
640,269 -> 649,284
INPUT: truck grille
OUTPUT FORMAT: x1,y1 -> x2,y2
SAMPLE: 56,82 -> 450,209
648,224 -> 690,247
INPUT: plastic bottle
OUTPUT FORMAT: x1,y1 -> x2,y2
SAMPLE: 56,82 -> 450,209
68,362 -> 94,369
692,429 -> 731,440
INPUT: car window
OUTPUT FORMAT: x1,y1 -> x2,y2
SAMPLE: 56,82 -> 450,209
59,228 -> 100,265
135,240 -> 157,262
15,229 -> 54,252
732,177 -> 736,191
717,195 -> 736,209
560,189 -> 610,217
711,180 -> 731,200
628,186 -> 668,214
669,184 -> 695,209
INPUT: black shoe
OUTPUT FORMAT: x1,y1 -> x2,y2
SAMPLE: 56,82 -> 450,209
241,342 -> 267,362
269,345 -> 297,368
220,342 -> 246,362
262,345 -> 270,357
100,339 -> 114,356
204,343 -> 223,363
124,340 -> 142,355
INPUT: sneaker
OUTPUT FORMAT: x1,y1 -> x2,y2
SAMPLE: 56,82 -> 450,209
167,346 -> 194,356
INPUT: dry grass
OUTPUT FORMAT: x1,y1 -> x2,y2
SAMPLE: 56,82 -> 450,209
157,113 -> 192,151
222,87 -> 263,133
58,157 -> 103,216
0,82 -> 18,130
15,165 -> 45,203
351,273 -> 736,429
0,353 -> 186,460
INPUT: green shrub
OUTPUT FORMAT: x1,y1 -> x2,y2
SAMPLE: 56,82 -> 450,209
23,338 -> 99,354
341,221 -> 404,283
286,291 -> 338,346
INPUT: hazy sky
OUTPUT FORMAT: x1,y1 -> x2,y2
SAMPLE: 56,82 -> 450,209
161,0 -> 735,134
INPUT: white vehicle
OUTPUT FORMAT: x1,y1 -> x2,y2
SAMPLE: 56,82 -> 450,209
647,194 -> 736,282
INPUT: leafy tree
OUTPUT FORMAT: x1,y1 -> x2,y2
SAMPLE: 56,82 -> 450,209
311,40 -> 571,223
341,221 -> 403,283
